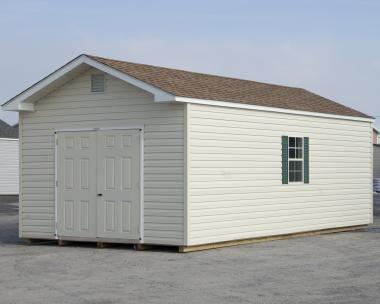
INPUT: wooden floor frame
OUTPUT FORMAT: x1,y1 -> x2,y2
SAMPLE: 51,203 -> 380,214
178,225 -> 367,253
23,225 -> 367,253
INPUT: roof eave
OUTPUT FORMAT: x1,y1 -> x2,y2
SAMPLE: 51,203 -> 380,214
170,96 -> 375,123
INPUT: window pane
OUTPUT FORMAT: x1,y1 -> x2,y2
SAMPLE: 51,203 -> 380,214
289,171 -> 295,182
296,149 -> 303,159
288,161 -> 303,182
296,138 -> 303,147
289,137 -> 295,147
295,171 -> 302,182
289,148 -> 296,159
289,161 -> 295,170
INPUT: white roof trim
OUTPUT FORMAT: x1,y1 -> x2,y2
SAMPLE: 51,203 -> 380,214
173,96 -> 374,123
2,54 -> 174,111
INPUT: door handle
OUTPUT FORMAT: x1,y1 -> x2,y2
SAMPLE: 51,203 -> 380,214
97,193 -> 103,197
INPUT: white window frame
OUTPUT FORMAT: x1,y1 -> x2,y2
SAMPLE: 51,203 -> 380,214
288,137 -> 304,183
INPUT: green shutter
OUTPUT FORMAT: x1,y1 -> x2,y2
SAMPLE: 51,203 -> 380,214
282,136 -> 288,184
304,137 -> 309,184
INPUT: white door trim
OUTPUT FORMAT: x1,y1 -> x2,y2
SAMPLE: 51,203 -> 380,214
55,126 -> 144,133
139,128 -> 144,242
54,125 -> 144,243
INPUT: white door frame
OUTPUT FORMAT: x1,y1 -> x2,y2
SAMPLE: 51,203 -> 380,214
54,125 -> 144,243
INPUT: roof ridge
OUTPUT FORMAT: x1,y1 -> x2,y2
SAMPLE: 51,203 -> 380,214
86,54 -> 303,91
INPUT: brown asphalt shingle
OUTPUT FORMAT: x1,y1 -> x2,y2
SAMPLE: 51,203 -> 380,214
88,55 -> 371,119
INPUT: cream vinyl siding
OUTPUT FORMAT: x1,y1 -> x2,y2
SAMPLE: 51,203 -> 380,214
374,145 -> 380,178
20,68 -> 184,245
187,103 -> 372,246
0,138 -> 19,195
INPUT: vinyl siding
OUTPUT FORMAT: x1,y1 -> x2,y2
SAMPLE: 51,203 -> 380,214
374,145 -> 380,178
0,138 -> 19,194
20,68 -> 184,245
187,103 -> 372,246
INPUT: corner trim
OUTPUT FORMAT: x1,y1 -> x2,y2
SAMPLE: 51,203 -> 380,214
183,103 -> 190,246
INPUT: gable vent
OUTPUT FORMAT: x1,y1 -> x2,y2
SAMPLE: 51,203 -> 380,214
91,74 -> 105,93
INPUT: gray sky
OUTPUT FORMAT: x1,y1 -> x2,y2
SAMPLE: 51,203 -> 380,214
0,0 -> 379,127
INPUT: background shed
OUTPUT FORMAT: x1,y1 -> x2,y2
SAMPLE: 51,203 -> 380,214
374,144 -> 380,179
0,120 -> 19,195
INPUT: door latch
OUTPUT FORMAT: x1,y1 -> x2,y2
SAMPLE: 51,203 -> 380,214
97,193 -> 103,197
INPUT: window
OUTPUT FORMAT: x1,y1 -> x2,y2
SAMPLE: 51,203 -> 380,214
91,74 -> 105,93
282,136 -> 309,184
288,137 -> 303,182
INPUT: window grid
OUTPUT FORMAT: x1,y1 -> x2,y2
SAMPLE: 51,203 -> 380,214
288,137 -> 303,183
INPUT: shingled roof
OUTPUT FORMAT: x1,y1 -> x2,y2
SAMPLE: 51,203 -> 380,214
88,55 -> 371,119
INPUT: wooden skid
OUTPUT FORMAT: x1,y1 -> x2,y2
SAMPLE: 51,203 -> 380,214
23,225 -> 367,252
97,242 -> 110,248
58,240 -> 71,246
23,238 -> 57,245
178,225 -> 367,253
133,244 -> 157,251
24,238 -> 39,245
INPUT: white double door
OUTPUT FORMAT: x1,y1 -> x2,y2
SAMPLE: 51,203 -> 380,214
57,129 -> 140,241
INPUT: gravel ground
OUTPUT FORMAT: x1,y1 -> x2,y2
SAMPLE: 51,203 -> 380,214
0,195 -> 379,304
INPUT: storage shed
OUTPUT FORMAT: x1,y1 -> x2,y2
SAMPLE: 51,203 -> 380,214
0,120 -> 18,195
2,54 -> 374,251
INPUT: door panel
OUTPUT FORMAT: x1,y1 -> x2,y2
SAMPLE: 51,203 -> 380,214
57,131 -> 97,238
97,129 -> 140,240
57,129 -> 140,241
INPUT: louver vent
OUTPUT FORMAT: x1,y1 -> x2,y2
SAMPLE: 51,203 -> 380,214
91,74 -> 105,92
